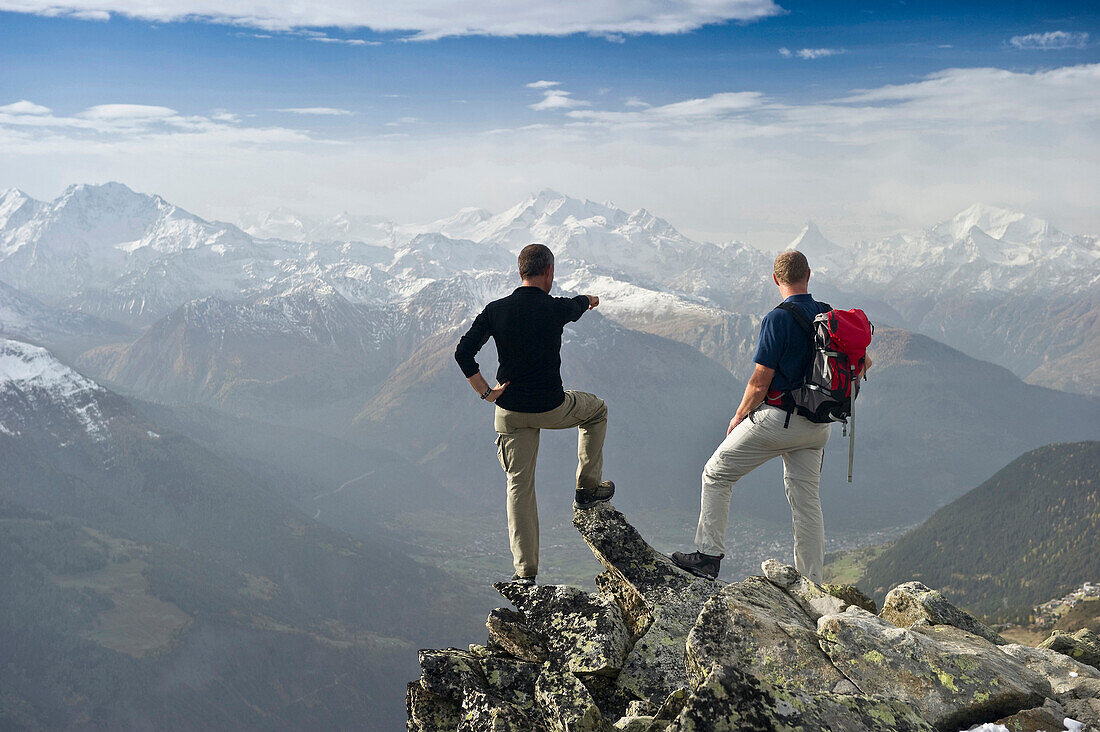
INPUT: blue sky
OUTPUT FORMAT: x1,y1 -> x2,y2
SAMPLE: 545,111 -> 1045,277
1,0 -> 1098,245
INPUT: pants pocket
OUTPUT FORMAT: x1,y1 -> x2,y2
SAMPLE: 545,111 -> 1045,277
495,433 -> 511,472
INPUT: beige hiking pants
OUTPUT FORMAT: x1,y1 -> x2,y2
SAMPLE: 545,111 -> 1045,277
494,390 -> 608,577
694,405 -> 831,583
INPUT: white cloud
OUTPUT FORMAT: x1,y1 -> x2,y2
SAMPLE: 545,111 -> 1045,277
272,107 -> 353,116
1009,31 -> 1089,51
211,109 -> 240,122
78,104 -> 178,120
293,29 -> 379,45
530,88 -> 589,111
526,80 -> 561,89
778,47 -> 791,57
623,97 -> 650,108
0,100 -> 53,115
0,0 -> 784,39
385,116 -> 421,126
70,8 -> 108,19
793,48 -> 844,59
567,91 -> 765,125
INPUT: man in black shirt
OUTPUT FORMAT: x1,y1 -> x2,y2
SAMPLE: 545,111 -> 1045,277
455,243 -> 614,585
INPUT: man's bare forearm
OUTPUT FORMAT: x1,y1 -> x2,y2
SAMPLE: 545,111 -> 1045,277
727,363 -> 776,435
466,372 -> 509,403
734,382 -> 769,422
466,372 -> 490,395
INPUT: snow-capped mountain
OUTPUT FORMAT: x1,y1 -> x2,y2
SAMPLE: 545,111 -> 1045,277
788,221 -> 845,262
828,203 -> 1099,297
241,207 -> 396,246
0,183 -> 304,322
0,337 -> 115,441
389,233 -> 515,281
4,182 -> 1099,397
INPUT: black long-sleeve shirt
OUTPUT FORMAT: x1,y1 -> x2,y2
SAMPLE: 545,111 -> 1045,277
455,286 -> 590,413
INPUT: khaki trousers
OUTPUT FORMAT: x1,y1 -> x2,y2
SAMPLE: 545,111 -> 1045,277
694,405 -> 831,583
495,391 -> 608,577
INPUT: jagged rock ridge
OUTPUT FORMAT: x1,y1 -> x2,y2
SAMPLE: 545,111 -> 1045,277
408,502 -> 1100,731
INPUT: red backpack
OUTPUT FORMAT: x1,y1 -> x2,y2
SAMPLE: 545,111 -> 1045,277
766,303 -> 874,480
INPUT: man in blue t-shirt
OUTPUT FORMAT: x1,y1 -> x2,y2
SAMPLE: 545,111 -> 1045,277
673,250 -> 834,582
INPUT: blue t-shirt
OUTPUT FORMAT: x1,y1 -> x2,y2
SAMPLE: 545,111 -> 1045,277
753,294 -> 829,392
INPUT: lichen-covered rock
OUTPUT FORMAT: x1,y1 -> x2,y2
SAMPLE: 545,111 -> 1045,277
1063,698 -> 1100,729
613,716 -> 666,731
1037,628 -> 1100,672
880,581 -> 1006,645
665,664 -> 935,732
495,582 -> 631,676
685,576 -> 846,693
459,689 -> 545,732
994,699 -> 1069,732
573,503 -> 723,702
407,681 -> 461,732
536,667 -> 613,732
760,560 -> 875,619
999,643 -> 1100,704
419,648 -> 487,698
654,687 -> 689,721
818,608 -> 1046,730
761,559 -> 801,588
596,570 -> 651,640
480,655 -> 541,711
820,584 -> 877,614
486,607 -> 550,663
624,700 -> 655,717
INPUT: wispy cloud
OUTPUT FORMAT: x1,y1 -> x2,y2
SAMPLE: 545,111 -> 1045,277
272,107 -> 353,116
385,116 -> 421,127
239,28 -> 378,45
530,88 -> 589,112
567,92 -> 765,125
78,104 -> 178,121
1009,31 -> 1089,51
526,81 -> 562,89
0,0 -> 784,39
781,47 -> 845,59
0,99 -> 313,141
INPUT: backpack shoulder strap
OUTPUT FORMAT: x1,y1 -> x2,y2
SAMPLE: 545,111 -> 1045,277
775,302 -> 814,339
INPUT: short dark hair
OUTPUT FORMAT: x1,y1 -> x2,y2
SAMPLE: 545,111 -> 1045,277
518,244 -> 554,279
774,250 -> 810,285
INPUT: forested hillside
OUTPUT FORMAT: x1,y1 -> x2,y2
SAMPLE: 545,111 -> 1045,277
859,442 -> 1100,623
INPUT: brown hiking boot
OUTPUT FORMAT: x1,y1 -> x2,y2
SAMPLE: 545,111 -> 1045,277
671,551 -> 723,580
574,480 -> 615,509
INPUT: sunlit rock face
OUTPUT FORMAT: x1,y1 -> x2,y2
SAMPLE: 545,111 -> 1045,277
407,501 -> 1100,731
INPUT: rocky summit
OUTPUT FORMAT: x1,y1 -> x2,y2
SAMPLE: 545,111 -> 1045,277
407,503 -> 1100,731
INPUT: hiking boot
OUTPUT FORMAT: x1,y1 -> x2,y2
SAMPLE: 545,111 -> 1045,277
510,574 -> 536,587
671,551 -> 723,580
574,480 -> 615,509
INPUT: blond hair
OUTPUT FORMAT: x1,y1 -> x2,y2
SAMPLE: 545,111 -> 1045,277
774,250 -> 810,286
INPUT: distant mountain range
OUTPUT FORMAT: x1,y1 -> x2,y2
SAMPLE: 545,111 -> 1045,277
1,182 -> 1097,532
859,441 -> 1100,624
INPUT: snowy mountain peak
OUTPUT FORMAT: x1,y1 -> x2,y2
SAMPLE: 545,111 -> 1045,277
0,338 -> 110,439
0,189 -> 43,248
788,221 -> 843,260
942,204 -> 1055,246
